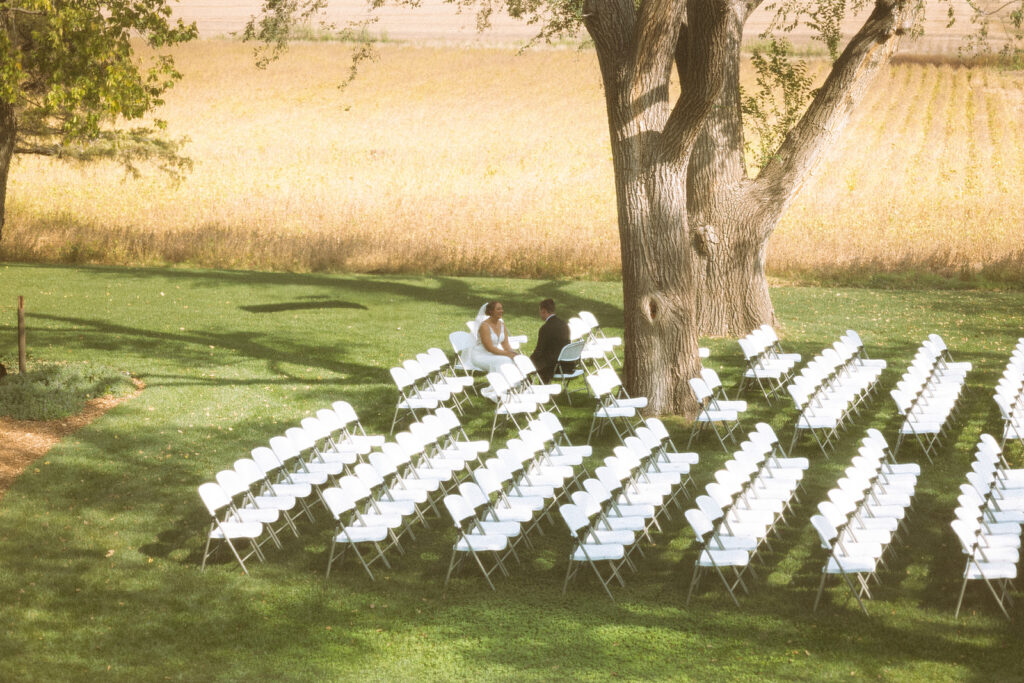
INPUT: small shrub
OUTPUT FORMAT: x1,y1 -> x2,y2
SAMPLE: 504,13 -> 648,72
0,361 -> 137,421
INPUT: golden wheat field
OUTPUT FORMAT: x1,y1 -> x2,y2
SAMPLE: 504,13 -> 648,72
4,40 -> 1023,280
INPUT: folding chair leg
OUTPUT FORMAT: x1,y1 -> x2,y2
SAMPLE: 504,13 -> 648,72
686,566 -> 702,606
813,572 -> 828,612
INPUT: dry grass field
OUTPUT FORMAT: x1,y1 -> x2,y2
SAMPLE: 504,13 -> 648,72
4,39 -> 1023,281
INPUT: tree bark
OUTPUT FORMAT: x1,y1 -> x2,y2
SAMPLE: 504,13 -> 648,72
585,0 -> 730,416
0,99 -> 15,243
686,0 -> 915,339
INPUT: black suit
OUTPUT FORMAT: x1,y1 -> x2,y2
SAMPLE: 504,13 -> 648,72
530,314 -> 571,383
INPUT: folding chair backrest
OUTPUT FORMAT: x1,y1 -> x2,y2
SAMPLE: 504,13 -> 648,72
950,519 -> 979,554
269,435 -> 301,466
234,458 -> 267,489
513,354 -> 539,379
810,514 -> 838,549
582,478 -> 612,504
458,482 -> 489,511
338,474 -> 372,502
695,494 -> 724,523
215,469 -> 249,499
198,482 -> 230,516
354,462 -> 385,489
558,502 -> 590,538
323,487 -> 355,520
301,416 -> 330,441
473,467 -> 504,497
286,426 -> 316,454
557,339 -> 586,364
689,377 -> 712,404
443,493 -> 474,527
331,400 -> 360,427
685,507 -> 714,540
567,317 -> 588,342
391,366 -> 415,391
251,447 -> 285,477
700,367 -> 722,392
395,430 -> 425,457
571,490 -> 602,519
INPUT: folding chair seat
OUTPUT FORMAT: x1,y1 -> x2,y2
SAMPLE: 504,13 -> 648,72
570,490 -> 646,545
559,502 -> 629,601
481,459 -> 549,517
584,475 -> 659,525
758,325 -> 802,367
418,414 -> 480,468
643,417 -> 700,467
513,354 -> 563,401
356,460 -> 430,528
323,487 -> 394,580
457,482 -> 530,553
709,475 -> 788,522
245,450 -> 318,522
499,439 -> 570,492
283,427 -> 347,479
416,351 -> 469,412
399,428 -> 466,483
586,369 -> 645,443
551,340 -> 587,403
634,428 -> 693,476
687,377 -> 742,452
818,501 -> 894,549
952,519 -> 1019,619
569,316 -> 616,371
426,346 -> 476,394
959,484 -> 1024,525
578,310 -> 622,362
404,358 -> 458,410
696,494 -> 772,545
337,474 -> 407,552
232,457 -> 306,530
328,401 -> 386,454
501,361 -> 558,412
390,366 -> 441,433
700,367 -> 748,413
525,420 -> 586,469
827,487 -> 901,536
486,371 -> 540,439
434,409 -> 489,462
536,411 -> 593,460
863,428 -> 920,477
368,450 -> 442,520
810,514 -> 882,615
215,469 -> 290,546
737,336 -> 788,401
685,507 -> 753,607
953,505 -> 1023,543
443,493 -> 512,591
470,468 -> 538,526
272,433 -> 340,486
750,423 -> 809,471
198,482 -> 268,574
489,451 -> 557,503
300,416 -> 360,470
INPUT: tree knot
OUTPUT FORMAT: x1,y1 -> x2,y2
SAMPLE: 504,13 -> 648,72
692,224 -> 720,255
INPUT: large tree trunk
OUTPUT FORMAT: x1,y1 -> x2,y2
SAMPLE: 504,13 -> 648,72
0,100 -> 15,243
687,4 -> 779,338
617,157 -> 703,415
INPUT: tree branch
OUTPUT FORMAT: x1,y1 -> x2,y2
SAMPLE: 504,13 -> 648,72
660,0 -> 733,162
754,0 -> 915,220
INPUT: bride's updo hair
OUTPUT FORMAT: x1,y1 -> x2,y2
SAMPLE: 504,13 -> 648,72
485,301 -> 499,316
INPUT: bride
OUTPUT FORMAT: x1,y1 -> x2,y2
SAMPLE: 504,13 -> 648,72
469,301 -> 519,372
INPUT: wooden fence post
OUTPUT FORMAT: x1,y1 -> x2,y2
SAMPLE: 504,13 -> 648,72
18,295 -> 26,373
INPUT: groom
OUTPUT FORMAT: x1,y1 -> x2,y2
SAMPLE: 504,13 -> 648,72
530,298 -> 571,383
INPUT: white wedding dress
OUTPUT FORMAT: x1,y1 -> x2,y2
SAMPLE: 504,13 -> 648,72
469,319 -> 514,372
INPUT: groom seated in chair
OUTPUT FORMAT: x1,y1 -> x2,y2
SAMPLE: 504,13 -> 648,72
530,298 -> 572,383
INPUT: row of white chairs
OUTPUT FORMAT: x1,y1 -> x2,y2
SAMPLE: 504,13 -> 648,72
890,334 -> 970,462
568,310 -> 623,370
685,424 -> 807,606
687,368 -> 749,453
954,433 -> 1023,619
482,357 -> 565,438
560,420 -> 699,600
810,429 -> 919,615
390,347 -> 477,432
198,400 -> 386,574
738,325 -> 802,401
442,412 -> 591,590
788,332 -> 886,457
994,339 -> 1024,450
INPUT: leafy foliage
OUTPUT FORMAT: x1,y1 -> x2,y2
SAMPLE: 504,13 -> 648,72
0,360 -> 136,420
740,38 -> 814,170
0,0 -> 197,176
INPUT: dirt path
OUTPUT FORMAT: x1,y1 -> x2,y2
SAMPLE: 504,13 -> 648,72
0,381 -> 144,501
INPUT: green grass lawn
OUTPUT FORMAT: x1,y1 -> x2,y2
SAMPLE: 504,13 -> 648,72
1,262 -> 1022,680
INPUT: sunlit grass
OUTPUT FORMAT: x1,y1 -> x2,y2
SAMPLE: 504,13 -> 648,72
3,42 -> 1022,282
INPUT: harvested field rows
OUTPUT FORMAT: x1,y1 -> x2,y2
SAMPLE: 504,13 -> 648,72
3,42 -> 1023,280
